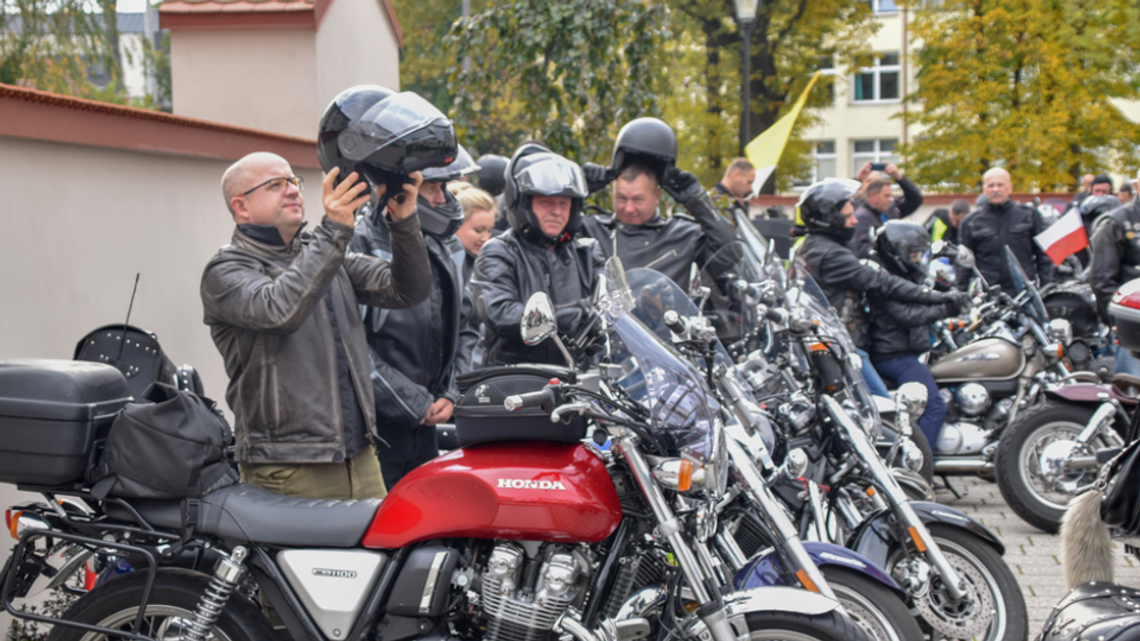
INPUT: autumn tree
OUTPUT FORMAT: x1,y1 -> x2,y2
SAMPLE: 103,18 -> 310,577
667,0 -> 878,191
0,0 -> 129,102
901,0 -> 1140,192
446,0 -> 669,164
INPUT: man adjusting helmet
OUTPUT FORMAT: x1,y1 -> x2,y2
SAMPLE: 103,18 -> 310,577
579,117 -> 736,291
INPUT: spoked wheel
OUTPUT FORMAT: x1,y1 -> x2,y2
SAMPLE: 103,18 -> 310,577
887,524 -> 1027,641
821,566 -> 922,641
745,609 -> 876,641
996,401 -> 1105,533
47,570 -> 274,641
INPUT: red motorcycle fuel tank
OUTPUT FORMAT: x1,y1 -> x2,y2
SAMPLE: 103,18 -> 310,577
362,442 -> 622,549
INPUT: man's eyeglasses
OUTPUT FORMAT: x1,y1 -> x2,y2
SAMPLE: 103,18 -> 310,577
242,176 -> 304,197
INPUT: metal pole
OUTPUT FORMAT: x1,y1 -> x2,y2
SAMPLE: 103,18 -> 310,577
740,21 -> 753,156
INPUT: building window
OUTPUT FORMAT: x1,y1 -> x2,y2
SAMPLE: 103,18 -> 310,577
852,139 -> 899,175
865,0 -> 899,13
853,52 -> 900,103
818,56 -> 837,106
792,141 -> 837,187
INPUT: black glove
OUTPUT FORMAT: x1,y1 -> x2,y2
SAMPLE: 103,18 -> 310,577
555,300 -> 589,334
661,167 -> 705,204
583,162 -> 615,194
943,290 -> 968,311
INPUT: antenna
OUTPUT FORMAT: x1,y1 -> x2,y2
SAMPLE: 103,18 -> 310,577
117,273 -> 140,361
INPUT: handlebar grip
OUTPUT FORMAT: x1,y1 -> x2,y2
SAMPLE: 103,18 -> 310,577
504,388 -> 555,411
762,306 -> 787,324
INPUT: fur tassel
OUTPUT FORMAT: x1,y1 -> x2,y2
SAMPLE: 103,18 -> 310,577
1062,490 -> 1114,589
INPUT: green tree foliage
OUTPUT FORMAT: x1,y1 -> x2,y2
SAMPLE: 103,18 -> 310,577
901,0 -> 1140,192
667,0 -> 877,190
0,0 -> 127,102
447,0 -> 669,164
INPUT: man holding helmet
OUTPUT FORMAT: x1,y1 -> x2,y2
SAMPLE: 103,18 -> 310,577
579,118 -> 736,291
794,179 -> 965,421
471,143 -> 604,366
868,222 -> 962,458
200,84 -> 453,500
350,145 -> 477,488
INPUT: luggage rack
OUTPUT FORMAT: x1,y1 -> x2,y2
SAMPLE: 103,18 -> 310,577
1,485 -> 187,641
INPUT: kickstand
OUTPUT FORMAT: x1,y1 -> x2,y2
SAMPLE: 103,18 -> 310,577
940,475 -> 966,500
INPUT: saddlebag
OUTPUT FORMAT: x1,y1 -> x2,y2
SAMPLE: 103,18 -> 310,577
1039,581 -> 1140,640
453,366 -> 586,447
90,382 -> 238,500
0,359 -> 132,486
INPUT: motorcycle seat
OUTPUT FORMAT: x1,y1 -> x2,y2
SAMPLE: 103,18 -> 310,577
106,483 -> 380,547
1111,373 -> 1140,399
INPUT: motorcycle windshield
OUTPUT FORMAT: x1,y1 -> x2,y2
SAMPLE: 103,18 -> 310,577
735,216 -> 788,289
625,267 -> 777,452
698,241 -> 769,349
1004,246 -> 1049,324
598,259 -> 728,495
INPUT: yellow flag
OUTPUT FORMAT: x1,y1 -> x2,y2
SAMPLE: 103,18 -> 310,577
745,71 -> 822,196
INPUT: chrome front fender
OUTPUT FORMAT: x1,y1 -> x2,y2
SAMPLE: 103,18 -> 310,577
724,586 -> 840,619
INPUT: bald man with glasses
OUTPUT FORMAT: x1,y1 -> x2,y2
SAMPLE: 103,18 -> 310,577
201,152 -> 432,500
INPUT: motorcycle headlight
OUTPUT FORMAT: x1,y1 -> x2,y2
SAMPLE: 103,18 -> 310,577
1047,318 -> 1073,347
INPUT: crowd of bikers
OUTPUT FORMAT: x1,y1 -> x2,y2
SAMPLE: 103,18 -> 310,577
199,83 -> 1140,505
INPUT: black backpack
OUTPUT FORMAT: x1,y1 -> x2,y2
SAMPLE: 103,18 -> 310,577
90,383 -> 238,500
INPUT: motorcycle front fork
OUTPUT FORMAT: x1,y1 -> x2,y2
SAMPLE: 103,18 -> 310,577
611,437 -> 740,641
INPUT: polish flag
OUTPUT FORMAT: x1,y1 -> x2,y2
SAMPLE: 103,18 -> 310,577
1034,208 -> 1088,266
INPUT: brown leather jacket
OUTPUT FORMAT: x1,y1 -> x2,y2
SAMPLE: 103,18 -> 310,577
200,214 -> 431,464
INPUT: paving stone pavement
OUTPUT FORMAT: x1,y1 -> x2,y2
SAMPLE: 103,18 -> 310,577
933,475 -> 1140,638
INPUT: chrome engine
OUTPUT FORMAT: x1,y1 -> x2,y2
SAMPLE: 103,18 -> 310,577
935,421 -> 992,456
480,543 -> 589,641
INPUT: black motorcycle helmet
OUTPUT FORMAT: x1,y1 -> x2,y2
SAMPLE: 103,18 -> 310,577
473,154 -> 509,196
610,117 -> 678,181
1079,194 -> 1121,223
317,85 -> 458,198
503,143 -> 588,246
875,221 -> 932,282
416,146 -> 479,238
795,178 -> 861,241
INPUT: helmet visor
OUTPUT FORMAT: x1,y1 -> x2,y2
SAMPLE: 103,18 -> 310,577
346,92 -> 453,160
516,157 -> 588,199
423,146 -> 480,183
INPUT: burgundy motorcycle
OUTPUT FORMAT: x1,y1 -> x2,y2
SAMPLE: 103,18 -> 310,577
995,280 -> 1140,533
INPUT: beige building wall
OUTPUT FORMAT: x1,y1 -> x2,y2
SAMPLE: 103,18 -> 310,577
170,28 -> 318,138
0,137 -> 323,409
800,9 -> 915,189
315,0 -> 402,111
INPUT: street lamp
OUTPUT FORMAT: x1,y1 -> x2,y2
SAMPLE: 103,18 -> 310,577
733,0 -> 761,156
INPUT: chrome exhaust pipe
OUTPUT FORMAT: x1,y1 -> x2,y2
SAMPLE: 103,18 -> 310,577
933,458 -> 994,474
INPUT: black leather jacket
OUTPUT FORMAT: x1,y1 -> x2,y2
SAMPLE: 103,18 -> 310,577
200,215 -> 431,464
579,191 -> 736,292
349,215 -> 464,433
851,176 -> 924,258
471,231 -> 604,367
1089,200 -> 1140,322
958,200 -> 1053,294
867,260 -> 957,359
797,231 -> 948,348
455,252 -> 483,374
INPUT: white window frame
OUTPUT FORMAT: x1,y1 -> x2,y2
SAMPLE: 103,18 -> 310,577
851,139 -> 899,176
792,140 -> 837,189
852,52 -> 901,104
867,0 -> 899,14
